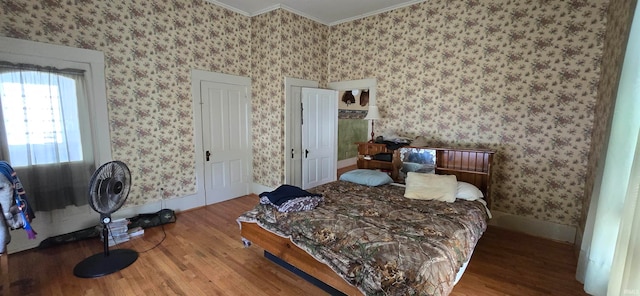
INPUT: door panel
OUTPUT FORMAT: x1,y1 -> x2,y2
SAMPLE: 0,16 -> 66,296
288,86 -> 303,187
302,88 -> 338,189
201,81 -> 251,203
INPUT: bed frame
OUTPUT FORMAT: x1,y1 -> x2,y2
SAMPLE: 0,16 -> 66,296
240,147 -> 494,295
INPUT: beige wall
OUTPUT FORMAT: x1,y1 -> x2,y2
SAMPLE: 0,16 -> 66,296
1,0 -> 635,231
250,9 -> 328,187
0,0 -> 251,206
328,1 -> 610,227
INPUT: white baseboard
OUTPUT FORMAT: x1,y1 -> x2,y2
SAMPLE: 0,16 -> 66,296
163,192 -> 205,211
337,157 -> 357,169
488,210 -> 577,244
252,183 -> 274,195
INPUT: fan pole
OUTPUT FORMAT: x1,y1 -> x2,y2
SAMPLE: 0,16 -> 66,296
102,222 -> 110,257
74,161 -> 138,278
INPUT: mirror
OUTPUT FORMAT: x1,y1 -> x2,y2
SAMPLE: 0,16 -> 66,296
399,148 -> 436,180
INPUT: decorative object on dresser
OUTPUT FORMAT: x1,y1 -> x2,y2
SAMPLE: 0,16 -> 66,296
341,90 -> 355,105
363,105 -> 381,142
359,89 -> 369,106
355,142 -> 401,181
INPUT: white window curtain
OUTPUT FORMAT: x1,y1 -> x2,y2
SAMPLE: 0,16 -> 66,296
0,62 -> 95,211
576,5 -> 640,295
608,130 -> 640,295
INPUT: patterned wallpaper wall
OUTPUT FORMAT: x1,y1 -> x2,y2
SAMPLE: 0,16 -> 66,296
0,0 -> 251,206
580,0 -> 637,231
328,1 -> 610,227
251,9 -> 328,186
250,11 -> 284,187
1,0 -> 631,229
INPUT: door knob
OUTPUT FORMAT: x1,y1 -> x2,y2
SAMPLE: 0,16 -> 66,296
206,150 -> 211,161
305,149 -> 309,158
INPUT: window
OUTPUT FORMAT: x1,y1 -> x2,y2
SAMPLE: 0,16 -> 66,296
0,64 -> 95,211
0,67 -> 87,166
0,37 -> 111,212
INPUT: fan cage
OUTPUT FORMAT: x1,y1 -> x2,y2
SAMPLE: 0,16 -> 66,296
88,160 -> 131,215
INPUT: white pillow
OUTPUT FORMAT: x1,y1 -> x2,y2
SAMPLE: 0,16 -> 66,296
456,181 -> 484,201
404,173 -> 457,202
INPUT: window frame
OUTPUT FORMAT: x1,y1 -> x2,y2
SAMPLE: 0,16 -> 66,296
0,36 -> 112,165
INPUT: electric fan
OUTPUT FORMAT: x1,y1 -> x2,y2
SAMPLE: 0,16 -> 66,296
73,161 -> 137,278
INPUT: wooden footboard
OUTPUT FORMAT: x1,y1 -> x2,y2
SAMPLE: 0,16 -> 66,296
240,221 -> 362,296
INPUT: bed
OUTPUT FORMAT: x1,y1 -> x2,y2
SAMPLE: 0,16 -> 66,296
238,147 -> 494,295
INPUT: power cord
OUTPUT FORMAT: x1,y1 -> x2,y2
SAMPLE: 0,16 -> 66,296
107,194 -> 169,253
106,222 -> 167,253
136,224 -> 166,253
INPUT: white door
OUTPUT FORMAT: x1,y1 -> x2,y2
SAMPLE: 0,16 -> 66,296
301,88 -> 338,189
201,81 -> 251,204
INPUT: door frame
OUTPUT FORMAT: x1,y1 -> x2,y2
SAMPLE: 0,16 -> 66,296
192,70 -> 252,205
284,77 -> 318,185
328,78 -> 377,169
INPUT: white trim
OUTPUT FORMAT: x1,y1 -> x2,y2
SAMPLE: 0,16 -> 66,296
328,0 -> 427,26
205,0 -> 427,26
252,4 -> 284,17
0,36 -> 111,164
204,0 -> 251,16
191,69 -> 252,205
337,157 -> 357,169
277,5 -> 324,24
488,210 -> 577,243
329,78 -> 377,140
1,37 -> 113,253
328,78 -> 377,106
252,182 -> 274,195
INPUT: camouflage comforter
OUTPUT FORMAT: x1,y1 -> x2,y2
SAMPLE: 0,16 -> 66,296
238,181 -> 489,295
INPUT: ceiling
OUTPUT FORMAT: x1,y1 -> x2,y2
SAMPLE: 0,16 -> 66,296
207,0 -> 426,26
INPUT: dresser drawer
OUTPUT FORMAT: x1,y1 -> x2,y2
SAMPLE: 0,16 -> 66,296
358,143 -> 388,156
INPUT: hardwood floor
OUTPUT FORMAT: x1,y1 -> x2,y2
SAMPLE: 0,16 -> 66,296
3,194 -> 586,296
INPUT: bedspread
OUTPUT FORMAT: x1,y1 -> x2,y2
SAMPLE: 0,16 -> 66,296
238,181 -> 488,295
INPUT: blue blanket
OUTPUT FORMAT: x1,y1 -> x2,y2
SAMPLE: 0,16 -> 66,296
259,185 -> 322,206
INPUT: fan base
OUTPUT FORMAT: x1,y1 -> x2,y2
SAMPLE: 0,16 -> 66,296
73,249 -> 138,278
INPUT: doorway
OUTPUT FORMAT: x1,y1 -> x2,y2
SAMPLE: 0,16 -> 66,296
328,78 -> 377,169
284,78 -> 318,187
283,78 -> 338,189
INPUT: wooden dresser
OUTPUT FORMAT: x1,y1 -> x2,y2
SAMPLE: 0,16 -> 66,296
355,142 -> 401,181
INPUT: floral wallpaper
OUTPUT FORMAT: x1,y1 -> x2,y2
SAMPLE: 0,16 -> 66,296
328,0 -> 610,227
251,9 -> 328,187
1,0 -> 633,230
250,10 -> 284,187
0,0 -> 251,206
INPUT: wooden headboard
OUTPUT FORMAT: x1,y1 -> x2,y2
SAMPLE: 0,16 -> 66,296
393,147 -> 495,208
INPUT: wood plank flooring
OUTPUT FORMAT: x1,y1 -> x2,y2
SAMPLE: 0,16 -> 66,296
3,194 -> 586,296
